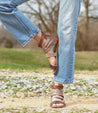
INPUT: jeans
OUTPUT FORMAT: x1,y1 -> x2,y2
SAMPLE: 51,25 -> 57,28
0,0 -> 82,84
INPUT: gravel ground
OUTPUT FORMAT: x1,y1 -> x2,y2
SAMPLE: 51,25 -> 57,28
0,70 -> 98,113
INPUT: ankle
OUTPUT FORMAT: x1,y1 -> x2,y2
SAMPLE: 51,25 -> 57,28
54,82 -> 63,86
34,31 -> 46,47
34,31 -> 42,43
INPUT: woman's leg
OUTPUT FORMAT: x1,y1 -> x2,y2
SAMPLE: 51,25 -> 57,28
0,0 -> 40,46
54,0 -> 82,84
0,0 -> 58,73
51,0 -> 82,108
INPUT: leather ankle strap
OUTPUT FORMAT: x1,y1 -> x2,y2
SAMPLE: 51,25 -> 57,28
51,84 -> 63,90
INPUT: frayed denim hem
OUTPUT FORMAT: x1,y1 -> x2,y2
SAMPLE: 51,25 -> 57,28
54,78 -> 73,84
21,30 -> 40,47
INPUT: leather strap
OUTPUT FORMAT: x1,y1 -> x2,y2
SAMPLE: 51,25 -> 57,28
38,32 -> 46,48
51,84 -> 63,90
38,37 -> 43,48
50,84 -> 66,108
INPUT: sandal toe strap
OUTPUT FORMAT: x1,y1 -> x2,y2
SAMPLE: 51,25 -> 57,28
51,95 -> 64,101
50,100 -> 65,107
51,89 -> 63,96
38,35 -> 44,48
51,88 -> 64,101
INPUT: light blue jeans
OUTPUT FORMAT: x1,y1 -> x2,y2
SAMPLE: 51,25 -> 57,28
0,0 -> 82,84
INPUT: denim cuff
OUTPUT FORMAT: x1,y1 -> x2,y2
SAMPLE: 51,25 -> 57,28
22,30 -> 40,47
54,78 -> 73,84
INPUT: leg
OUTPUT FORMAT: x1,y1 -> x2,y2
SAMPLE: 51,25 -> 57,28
0,0 -> 58,73
54,0 -> 82,84
51,0 -> 82,108
0,0 -> 40,46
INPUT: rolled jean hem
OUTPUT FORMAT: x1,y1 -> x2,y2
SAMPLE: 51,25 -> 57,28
22,30 -> 40,47
54,79 -> 73,84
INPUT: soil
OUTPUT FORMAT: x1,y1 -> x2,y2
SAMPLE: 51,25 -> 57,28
0,72 -> 98,112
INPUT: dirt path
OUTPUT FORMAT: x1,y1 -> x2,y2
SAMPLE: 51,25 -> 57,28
0,71 -> 98,113
0,96 -> 98,112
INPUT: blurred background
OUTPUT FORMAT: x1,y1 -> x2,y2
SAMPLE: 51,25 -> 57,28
0,0 -> 98,72
0,1 -> 98,112
0,0 -> 98,51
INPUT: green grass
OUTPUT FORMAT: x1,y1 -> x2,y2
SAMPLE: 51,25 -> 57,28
75,51 -> 98,71
0,48 -> 49,72
0,48 -> 98,72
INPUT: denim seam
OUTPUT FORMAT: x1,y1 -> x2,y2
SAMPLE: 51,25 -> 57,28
13,11 -> 32,37
8,1 -> 40,46
13,10 -> 40,42
13,12 -> 37,45
9,0 -> 17,7
13,13 -> 33,45
8,0 -> 31,36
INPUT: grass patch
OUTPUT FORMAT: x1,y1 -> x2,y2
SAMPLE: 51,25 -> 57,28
0,48 -> 98,72
0,48 -> 49,72
75,51 -> 98,71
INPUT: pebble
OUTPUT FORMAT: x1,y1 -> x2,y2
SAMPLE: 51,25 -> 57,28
0,70 -> 98,99
0,99 -> 2,103
28,92 -> 35,97
70,86 -> 76,91
37,108 -> 45,112
16,92 -> 25,98
92,88 -> 98,93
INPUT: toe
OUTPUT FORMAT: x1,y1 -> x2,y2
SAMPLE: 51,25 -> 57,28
48,57 -> 56,66
56,103 -> 65,107
51,103 -> 65,108
52,103 -> 57,108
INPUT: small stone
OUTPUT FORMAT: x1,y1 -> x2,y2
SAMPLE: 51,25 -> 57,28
70,86 -> 76,91
28,92 -> 35,97
62,110 -> 68,113
85,92 -> 88,96
16,92 -> 25,98
83,86 -> 87,90
20,87 -> 27,91
37,108 -> 45,112
65,95 -> 71,100
0,93 -> 7,98
92,88 -> 98,94
72,95 -> 78,98
11,99 -> 15,102
0,99 -> 2,103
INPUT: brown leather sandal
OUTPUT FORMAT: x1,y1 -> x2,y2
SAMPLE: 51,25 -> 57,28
50,84 -> 66,108
38,32 -> 59,75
